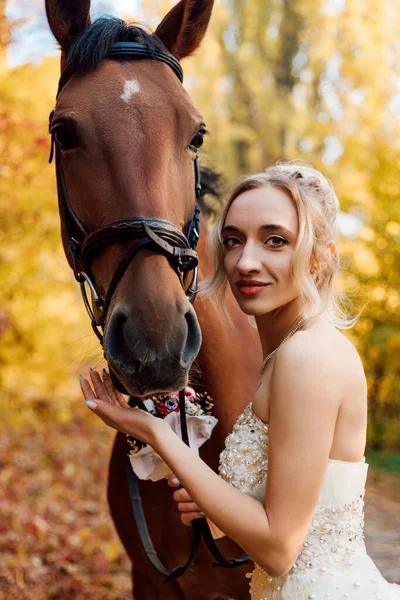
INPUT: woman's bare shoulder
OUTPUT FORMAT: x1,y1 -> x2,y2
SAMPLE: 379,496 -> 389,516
274,322 -> 366,391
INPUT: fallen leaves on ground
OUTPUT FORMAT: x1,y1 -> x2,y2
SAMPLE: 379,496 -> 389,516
0,405 -> 132,600
1,403 -> 399,599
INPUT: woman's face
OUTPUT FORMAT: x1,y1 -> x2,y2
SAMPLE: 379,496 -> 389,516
222,185 -> 300,316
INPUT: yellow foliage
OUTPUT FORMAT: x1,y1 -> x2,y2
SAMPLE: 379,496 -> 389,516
359,227 -> 376,242
351,244 -> 380,276
386,221 -> 400,236
371,287 -> 387,302
1,1 -> 399,448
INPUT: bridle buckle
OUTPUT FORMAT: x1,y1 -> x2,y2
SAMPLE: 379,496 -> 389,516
79,271 -> 104,323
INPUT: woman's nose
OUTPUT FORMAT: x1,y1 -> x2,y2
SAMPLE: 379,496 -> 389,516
236,244 -> 262,274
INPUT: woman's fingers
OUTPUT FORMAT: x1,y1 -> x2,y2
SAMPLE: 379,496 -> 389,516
89,369 -> 116,404
102,369 -> 117,402
167,474 -> 181,488
181,512 -> 204,526
173,488 -> 192,503
102,369 -> 130,408
79,368 -> 128,410
79,376 -> 96,400
168,471 -> 204,526
84,398 -> 159,443
84,397 -> 139,434
177,501 -> 202,513
172,487 -> 204,522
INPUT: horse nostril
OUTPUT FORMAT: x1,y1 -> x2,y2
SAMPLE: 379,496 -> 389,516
104,300 -> 202,393
105,306 -> 132,369
182,306 -> 202,366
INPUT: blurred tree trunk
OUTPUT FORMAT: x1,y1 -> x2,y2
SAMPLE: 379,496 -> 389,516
273,0 -> 302,156
0,0 -> 10,71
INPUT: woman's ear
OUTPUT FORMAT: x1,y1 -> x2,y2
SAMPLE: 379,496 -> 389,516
311,241 -> 337,275
327,240 -> 337,259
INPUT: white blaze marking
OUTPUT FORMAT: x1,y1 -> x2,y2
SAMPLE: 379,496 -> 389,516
120,79 -> 140,103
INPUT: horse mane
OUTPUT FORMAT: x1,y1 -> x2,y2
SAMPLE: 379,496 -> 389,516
198,166 -> 224,219
67,16 -> 166,73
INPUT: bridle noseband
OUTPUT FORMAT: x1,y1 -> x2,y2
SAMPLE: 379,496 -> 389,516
49,40 -> 250,581
49,42 -> 201,343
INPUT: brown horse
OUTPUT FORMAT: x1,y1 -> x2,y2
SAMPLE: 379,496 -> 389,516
45,1 -> 261,597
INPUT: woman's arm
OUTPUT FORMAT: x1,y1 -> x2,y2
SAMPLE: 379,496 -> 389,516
81,340 -> 341,577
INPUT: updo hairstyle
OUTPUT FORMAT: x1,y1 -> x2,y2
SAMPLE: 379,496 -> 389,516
200,161 -> 360,329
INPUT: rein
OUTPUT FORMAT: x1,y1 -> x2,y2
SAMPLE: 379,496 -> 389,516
49,40 -> 250,581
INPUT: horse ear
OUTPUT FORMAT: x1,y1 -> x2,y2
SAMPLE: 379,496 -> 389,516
45,0 -> 91,54
154,0 -> 214,60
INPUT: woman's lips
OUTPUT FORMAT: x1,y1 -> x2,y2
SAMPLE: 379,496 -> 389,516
236,282 -> 270,296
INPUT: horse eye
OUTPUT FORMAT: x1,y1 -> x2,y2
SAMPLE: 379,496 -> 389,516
190,129 -> 206,150
52,125 -> 80,151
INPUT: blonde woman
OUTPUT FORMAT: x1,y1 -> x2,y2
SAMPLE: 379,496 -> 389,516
80,162 -> 400,599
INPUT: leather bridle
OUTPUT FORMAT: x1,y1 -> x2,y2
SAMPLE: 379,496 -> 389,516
49,40 -> 250,581
49,43 -> 201,343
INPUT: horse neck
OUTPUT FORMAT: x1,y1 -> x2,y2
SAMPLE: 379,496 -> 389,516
193,215 -> 262,434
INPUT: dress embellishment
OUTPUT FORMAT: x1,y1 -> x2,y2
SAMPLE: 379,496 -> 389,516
218,401 -> 400,599
287,497 -> 365,573
218,403 -> 269,492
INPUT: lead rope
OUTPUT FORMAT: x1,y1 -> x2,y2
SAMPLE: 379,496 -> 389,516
175,392 -> 250,570
125,391 -> 202,582
125,390 -> 250,583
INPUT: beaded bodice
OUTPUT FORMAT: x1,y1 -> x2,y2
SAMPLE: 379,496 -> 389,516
218,402 -> 269,498
219,403 -> 367,571
217,403 -> 383,599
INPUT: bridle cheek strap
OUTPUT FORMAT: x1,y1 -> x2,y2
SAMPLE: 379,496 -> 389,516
95,237 -> 154,325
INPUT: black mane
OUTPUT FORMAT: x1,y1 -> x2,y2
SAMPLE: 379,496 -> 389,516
198,166 -> 224,218
67,16 -> 166,74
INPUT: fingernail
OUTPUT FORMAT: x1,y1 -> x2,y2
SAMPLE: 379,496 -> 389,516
89,367 -> 93,373
172,477 -> 180,486
198,511 -> 205,516
85,400 -> 97,410
79,374 -> 83,380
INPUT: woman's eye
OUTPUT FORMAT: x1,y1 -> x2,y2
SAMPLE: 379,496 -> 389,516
52,126 -> 80,151
266,236 -> 287,247
222,237 -> 240,248
189,128 -> 207,150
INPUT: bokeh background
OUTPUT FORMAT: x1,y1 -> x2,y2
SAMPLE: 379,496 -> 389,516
0,0 -> 399,598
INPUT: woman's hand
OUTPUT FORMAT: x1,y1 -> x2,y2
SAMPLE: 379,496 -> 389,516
167,474 -> 205,525
167,474 -> 226,539
79,368 -> 166,447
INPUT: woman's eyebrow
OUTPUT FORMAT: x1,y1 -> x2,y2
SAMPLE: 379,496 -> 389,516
260,224 -> 294,236
222,223 -> 294,236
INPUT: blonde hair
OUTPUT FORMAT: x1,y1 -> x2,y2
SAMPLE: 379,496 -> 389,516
200,160 -> 362,329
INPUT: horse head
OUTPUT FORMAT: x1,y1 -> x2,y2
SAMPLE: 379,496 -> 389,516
45,0 -> 214,396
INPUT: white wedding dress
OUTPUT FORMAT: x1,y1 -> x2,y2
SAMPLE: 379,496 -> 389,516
218,402 -> 400,599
